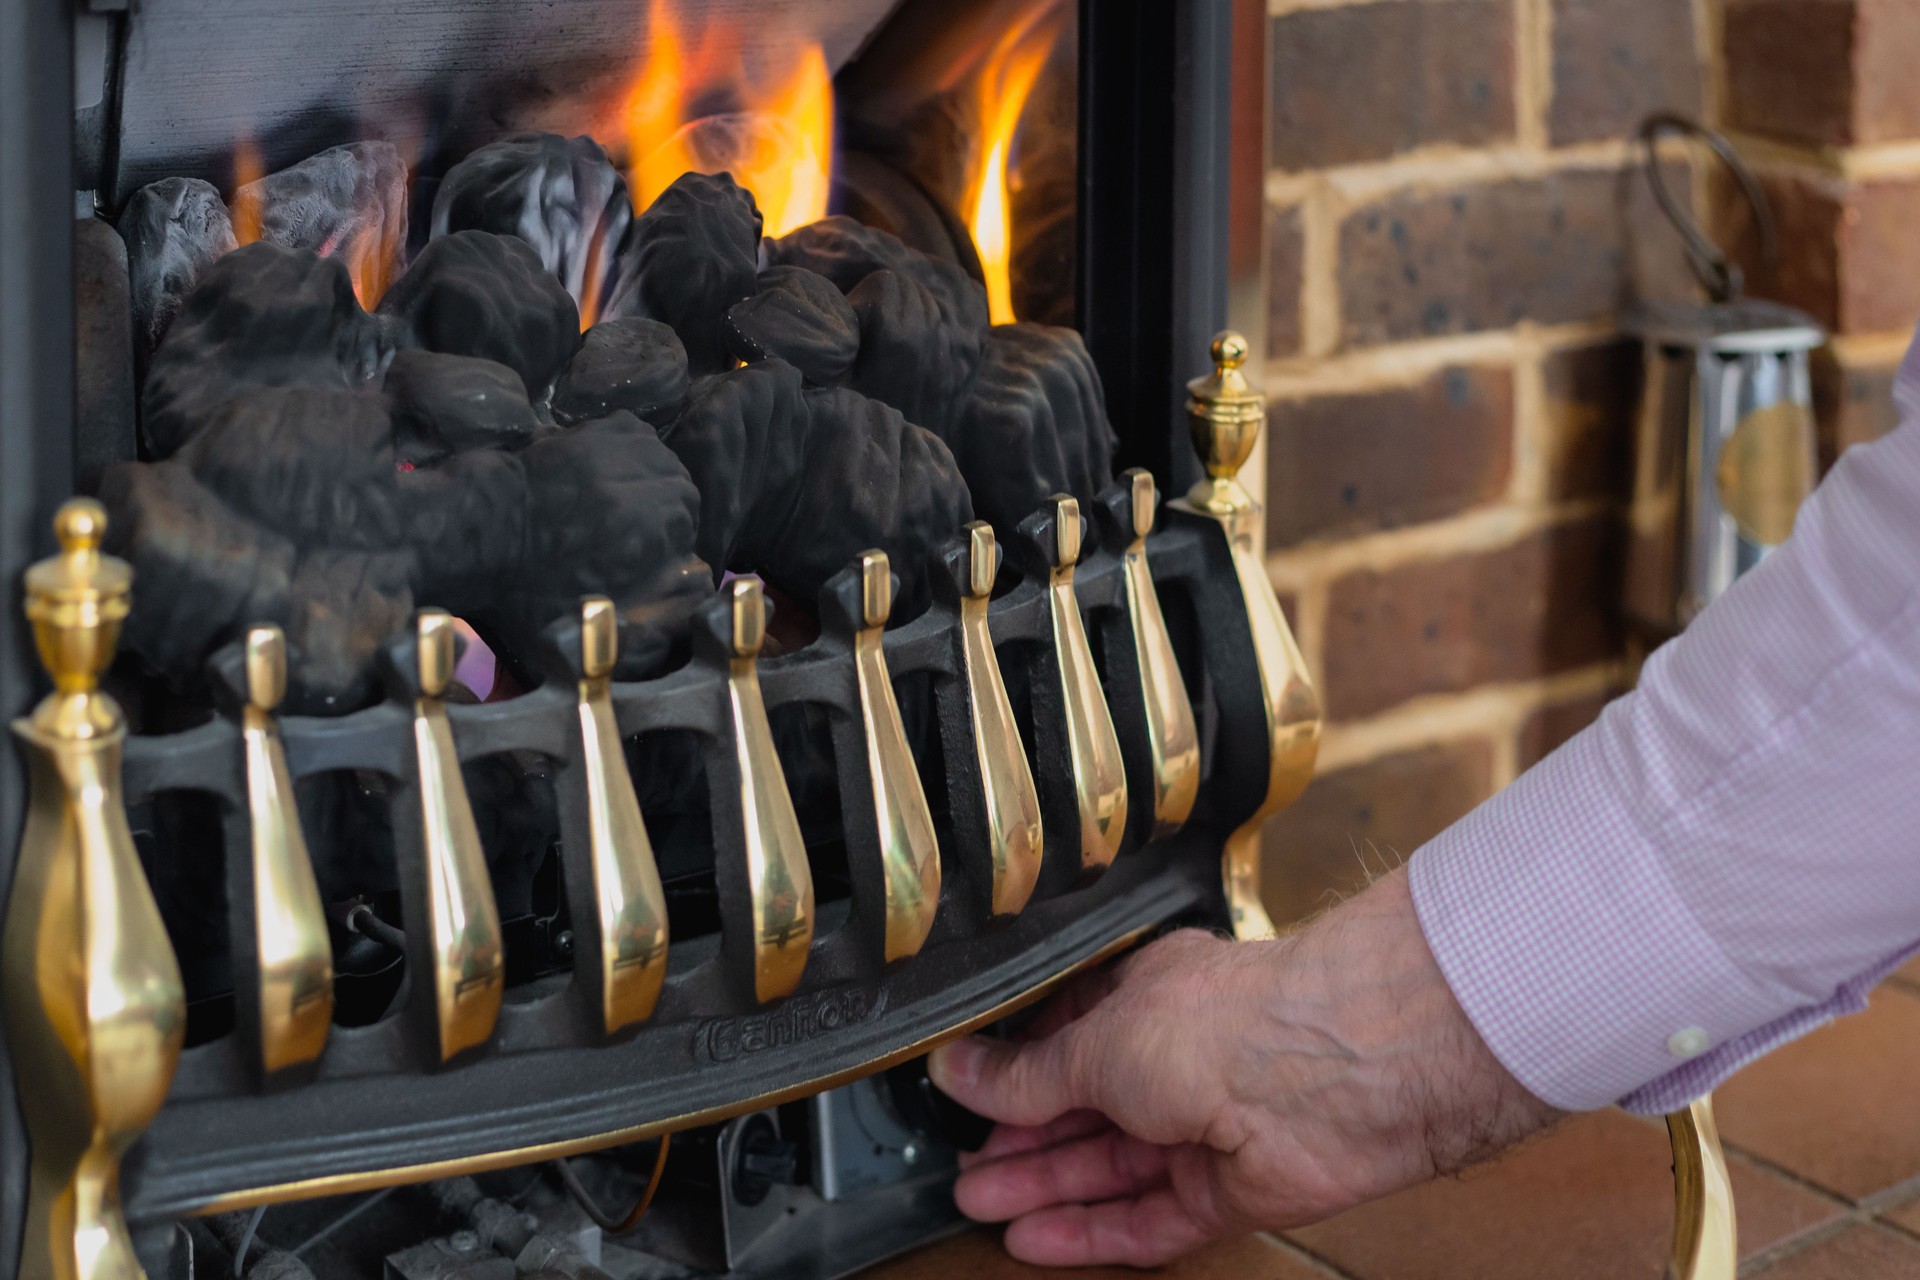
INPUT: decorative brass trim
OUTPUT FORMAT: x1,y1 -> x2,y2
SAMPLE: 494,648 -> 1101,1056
1667,1096 -> 1737,1280
2,499 -> 186,1280
412,609 -> 505,1062
959,523 -> 1043,916
185,924 -> 1154,1219
1117,470 -> 1200,838
241,624 -> 334,1075
723,579 -> 815,1003
1176,332 -> 1323,940
1044,495 -> 1129,872
576,597 -> 670,1034
850,552 -> 942,962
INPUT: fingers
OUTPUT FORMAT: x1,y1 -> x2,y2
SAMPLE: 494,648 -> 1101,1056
954,1128 -> 1170,1222
1001,1188 -> 1220,1268
928,1029 -> 1092,1128
1018,965 -> 1119,1040
960,1109 -> 1111,1168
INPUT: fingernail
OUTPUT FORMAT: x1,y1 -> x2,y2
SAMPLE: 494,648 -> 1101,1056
929,1036 -> 989,1091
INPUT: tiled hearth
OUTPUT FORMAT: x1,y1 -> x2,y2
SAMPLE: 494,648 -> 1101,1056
872,961 -> 1920,1279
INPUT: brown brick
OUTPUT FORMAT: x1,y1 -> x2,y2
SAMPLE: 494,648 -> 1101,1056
1268,0 -> 1515,173
1339,165 -> 1691,348
1321,515 -> 1625,720
1542,339 -> 1639,504
1266,203 -> 1304,359
1813,345 -> 1901,467
1265,365 -> 1514,547
1716,169 -> 1845,329
1724,0 -> 1859,147
1548,0 -> 1703,146
1259,739 -> 1494,924
1719,169 -> 1920,336
1517,684 -> 1622,769
1856,0 -> 1920,143
1724,0 -> 1920,147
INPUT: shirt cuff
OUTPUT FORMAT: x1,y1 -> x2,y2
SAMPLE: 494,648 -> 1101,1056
1407,724 -> 1795,1112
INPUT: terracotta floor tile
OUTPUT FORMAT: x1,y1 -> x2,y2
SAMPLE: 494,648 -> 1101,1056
1715,987 -> 1920,1201
1890,955 -> 1920,992
1749,1225 -> 1920,1278
864,1226 -> 1331,1280
1873,1189 -> 1920,1237
1282,1111 -> 1837,1280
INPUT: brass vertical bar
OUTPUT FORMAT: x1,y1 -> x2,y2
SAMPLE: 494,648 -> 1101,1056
1173,333 -> 1322,939
240,624 -> 334,1075
721,579 -> 814,1003
1,499 -> 185,1280
1667,1096 -> 1737,1280
958,523 -> 1044,916
410,609 -> 504,1062
1116,470 -> 1201,837
574,597 -> 669,1033
1043,496 -> 1129,872
847,552 -> 941,962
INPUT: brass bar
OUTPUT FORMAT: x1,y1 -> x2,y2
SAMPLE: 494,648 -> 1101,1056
1667,1096 -> 1737,1280
2,499 -> 186,1280
575,597 -> 669,1034
1175,332 -> 1322,939
959,523 -> 1043,915
849,552 -> 942,962
1043,495 -> 1129,872
241,624 -> 334,1075
722,579 -> 814,1003
1116,470 -> 1201,837
411,609 -> 505,1062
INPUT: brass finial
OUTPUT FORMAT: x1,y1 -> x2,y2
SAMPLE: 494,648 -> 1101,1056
244,625 -> 288,712
1185,329 -> 1266,515
965,523 -> 998,599
1125,468 -> 1157,542
580,596 -> 618,682
858,551 -> 893,630
417,609 -> 456,698
729,578 -> 768,658
1046,495 -> 1083,570
25,498 -> 132,732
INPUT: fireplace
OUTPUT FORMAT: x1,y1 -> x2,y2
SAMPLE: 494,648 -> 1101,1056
0,2 -> 1310,1278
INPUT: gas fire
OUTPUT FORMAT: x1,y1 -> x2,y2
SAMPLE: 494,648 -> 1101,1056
963,2 -> 1066,326
620,0 -> 834,239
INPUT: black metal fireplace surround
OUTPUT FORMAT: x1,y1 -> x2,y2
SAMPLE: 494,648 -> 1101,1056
0,2 -> 1295,1277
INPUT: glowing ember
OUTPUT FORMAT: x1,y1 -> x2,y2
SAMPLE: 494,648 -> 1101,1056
964,3 -> 1066,326
620,0 -> 834,238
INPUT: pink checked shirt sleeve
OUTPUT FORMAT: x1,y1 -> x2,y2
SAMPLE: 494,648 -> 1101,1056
1408,326 -> 1920,1115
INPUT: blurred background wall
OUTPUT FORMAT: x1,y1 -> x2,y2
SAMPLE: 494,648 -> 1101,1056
1254,0 -> 1919,923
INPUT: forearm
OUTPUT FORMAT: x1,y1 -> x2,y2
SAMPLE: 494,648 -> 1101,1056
1413,384 -> 1920,1112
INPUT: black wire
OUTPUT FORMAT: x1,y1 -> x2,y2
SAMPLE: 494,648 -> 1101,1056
549,1137 -> 670,1235
288,1186 -> 398,1258
232,1206 -> 265,1278
345,902 -> 409,953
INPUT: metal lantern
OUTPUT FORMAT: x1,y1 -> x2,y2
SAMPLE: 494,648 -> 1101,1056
1623,117 -> 1826,636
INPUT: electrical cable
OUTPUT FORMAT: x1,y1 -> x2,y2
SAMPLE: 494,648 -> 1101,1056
550,1135 -> 672,1235
345,902 -> 409,954
231,1206 -> 265,1277
289,1185 -> 399,1257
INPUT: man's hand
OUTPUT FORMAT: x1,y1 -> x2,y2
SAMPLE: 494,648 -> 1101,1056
927,867 -> 1561,1267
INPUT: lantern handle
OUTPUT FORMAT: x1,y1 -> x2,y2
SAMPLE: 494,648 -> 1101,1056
1640,113 -> 1775,305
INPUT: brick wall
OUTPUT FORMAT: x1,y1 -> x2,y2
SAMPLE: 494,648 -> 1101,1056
1253,0 -> 1731,923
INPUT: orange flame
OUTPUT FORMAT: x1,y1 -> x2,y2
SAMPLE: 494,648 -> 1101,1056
620,0 -> 834,238
230,138 -> 265,247
964,5 -> 1065,326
